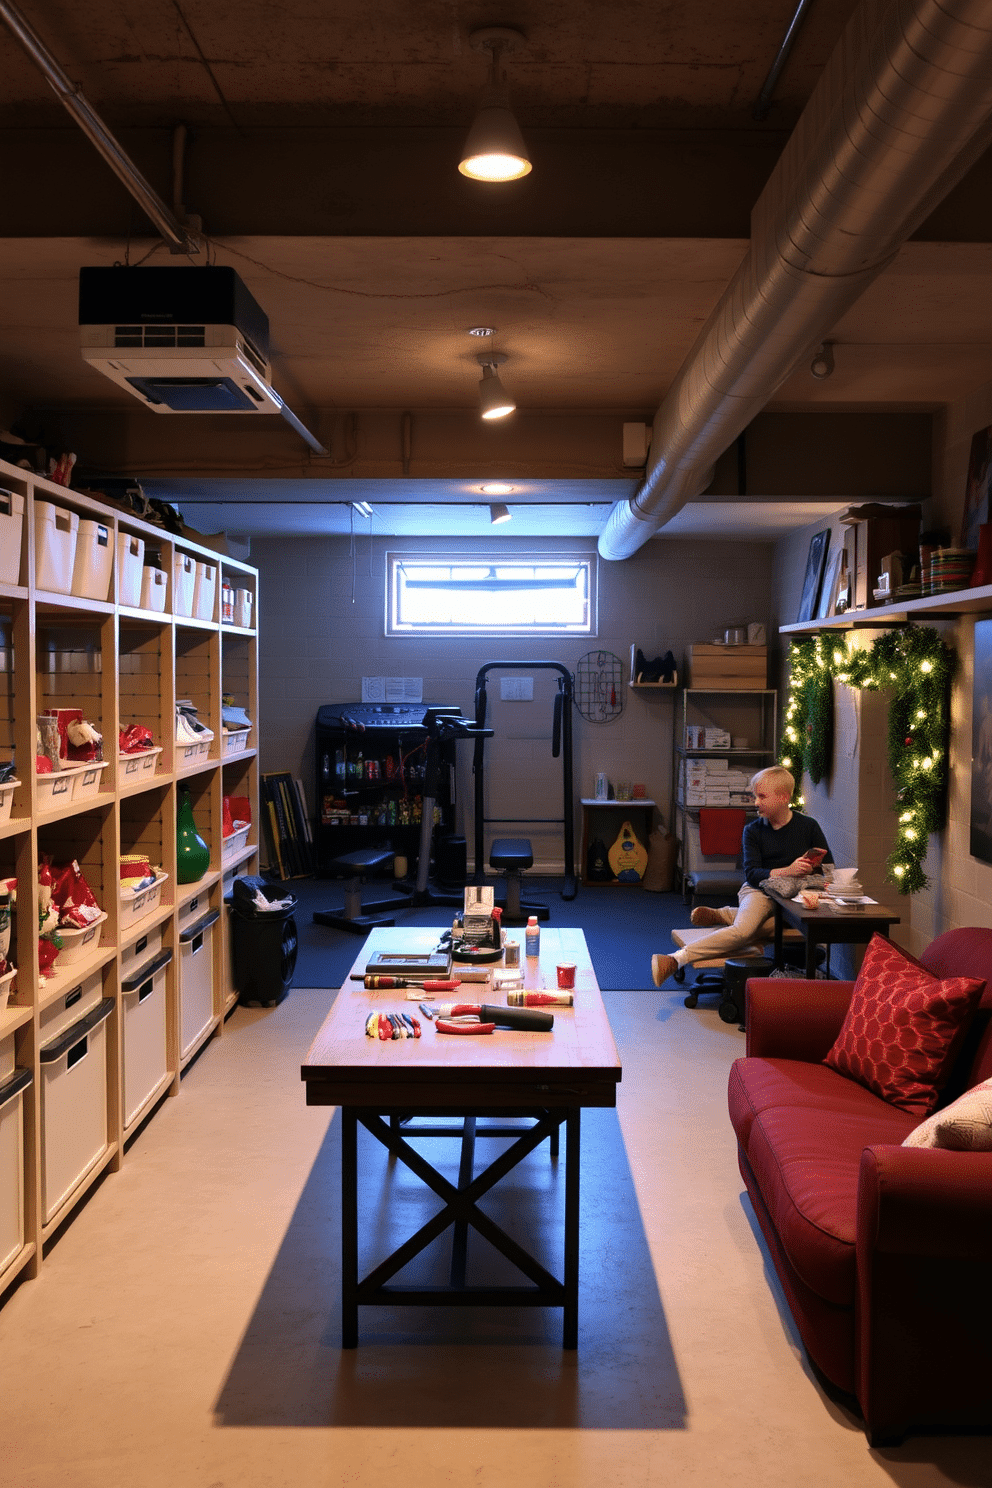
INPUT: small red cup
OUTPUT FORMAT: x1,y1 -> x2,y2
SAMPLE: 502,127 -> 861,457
556,961 -> 576,990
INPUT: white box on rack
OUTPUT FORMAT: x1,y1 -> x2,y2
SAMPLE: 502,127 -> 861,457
117,532 -> 144,606
223,728 -> 250,757
178,738 -> 210,766
120,923 -> 164,979
36,769 -> 74,811
173,553 -> 196,617
179,908 -> 220,1060
70,518 -> 113,602
222,824 -> 250,863
120,870 -> 168,932
122,947 -> 172,1129
704,758 -> 729,771
71,760 -> 109,800
34,502 -> 79,594
233,588 -> 253,628
0,489 -> 25,585
54,912 -> 107,968
119,746 -> 162,783
0,1041 -> 29,1272
0,777 -> 20,826
140,565 -> 168,613
39,997 -> 112,1223
193,562 -> 217,622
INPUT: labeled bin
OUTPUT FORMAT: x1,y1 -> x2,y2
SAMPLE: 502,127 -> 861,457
70,518 -> 113,602
140,564 -> 168,613
229,877 -> 298,1006
39,997 -> 113,1224
0,489 -> 25,585
178,907 -> 220,1060
35,502 -> 78,594
0,1055 -> 31,1273
193,561 -> 217,621
122,947 -> 172,1128
117,532 -> 144,606
173,553 -> 196,617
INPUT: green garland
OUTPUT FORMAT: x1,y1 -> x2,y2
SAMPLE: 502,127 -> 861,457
779,627 -> 955,894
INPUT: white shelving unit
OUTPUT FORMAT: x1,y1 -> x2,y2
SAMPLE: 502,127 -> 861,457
0,458 -> 259,1296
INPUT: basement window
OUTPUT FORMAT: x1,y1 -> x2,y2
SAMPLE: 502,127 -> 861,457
386,554 -> 596,637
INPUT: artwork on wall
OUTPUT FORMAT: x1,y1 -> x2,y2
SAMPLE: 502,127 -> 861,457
962,426 -> 992,551
816,545 -> 845,621
796,530 -> 830,623
971,617 -> 992,867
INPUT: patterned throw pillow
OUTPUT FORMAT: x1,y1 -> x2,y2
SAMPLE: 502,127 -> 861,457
824,935 -> 985,1115
903,1077 -> 992,1149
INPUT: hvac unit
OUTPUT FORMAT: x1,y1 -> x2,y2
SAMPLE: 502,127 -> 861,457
79,266 -> 280,414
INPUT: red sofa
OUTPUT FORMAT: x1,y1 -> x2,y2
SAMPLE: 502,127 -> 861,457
727,927 -> 992,1444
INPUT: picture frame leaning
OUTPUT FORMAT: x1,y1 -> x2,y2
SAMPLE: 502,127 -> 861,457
797,530 -> 830,623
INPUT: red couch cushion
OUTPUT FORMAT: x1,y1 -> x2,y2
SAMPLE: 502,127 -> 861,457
729,1056 -> 890,1151
824,934 -> 985,1116
746,1101 -> 916,1306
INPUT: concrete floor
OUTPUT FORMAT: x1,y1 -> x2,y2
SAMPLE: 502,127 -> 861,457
0,985 -> 987,1487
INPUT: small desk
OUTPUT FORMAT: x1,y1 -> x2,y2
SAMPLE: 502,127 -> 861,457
762,886 -> 901,977
579,798 -> 655,885
301,928 -> 621,1348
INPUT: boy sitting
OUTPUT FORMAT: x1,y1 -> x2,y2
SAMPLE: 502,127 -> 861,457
651,765 -> 832,986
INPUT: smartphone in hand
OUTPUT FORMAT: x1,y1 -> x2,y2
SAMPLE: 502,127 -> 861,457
805,847 -> 828,865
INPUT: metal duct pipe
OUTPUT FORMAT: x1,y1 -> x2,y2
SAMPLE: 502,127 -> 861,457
599,0 -> 992,561
0,0 -> 199,255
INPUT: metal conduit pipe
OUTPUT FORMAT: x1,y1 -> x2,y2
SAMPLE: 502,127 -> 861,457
0,0 -> 199,255
599,0 -> 992,561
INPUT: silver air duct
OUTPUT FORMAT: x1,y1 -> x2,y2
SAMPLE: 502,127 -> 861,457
599,0 -> 992,560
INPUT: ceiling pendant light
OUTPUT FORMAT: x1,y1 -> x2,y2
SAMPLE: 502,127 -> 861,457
477,354 -> 515,419
489,502 -> 512,524
459,27 -> 532,183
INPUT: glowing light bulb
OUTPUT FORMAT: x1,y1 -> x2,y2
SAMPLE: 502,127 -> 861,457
920,660 -> 933,673
904,828 -> 916,840
833,651 -> 844,665
916,709 -> 926,719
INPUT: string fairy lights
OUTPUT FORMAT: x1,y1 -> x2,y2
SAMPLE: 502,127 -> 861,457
779,626 -> 955,894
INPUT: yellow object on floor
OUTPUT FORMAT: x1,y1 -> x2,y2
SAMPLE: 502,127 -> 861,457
608,820 -> 648,881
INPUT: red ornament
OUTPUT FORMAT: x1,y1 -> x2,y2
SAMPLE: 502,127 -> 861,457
905,736 -> 913,746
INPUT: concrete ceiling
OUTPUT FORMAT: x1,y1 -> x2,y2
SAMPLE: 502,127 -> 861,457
1,0 -> 990,541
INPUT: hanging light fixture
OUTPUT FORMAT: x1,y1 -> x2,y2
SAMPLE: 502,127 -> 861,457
458,27 -> 532,182
477,354 -> 515,419
489,502 -> 512,524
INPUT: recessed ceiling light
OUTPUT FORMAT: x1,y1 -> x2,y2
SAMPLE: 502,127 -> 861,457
480,483 -> 515,495
468,326 -> 496,337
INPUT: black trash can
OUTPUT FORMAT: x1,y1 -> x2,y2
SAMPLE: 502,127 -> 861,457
721,956 -> 774,1028
229,876 -> 299,1006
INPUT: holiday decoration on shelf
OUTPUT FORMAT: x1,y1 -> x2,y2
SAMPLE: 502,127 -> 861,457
780,627 -> 955,894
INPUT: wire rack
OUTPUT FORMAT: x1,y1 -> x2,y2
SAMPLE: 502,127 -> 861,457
575,650 -> 624,723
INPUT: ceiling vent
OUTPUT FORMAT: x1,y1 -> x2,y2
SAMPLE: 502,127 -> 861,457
79,265 -> 280,414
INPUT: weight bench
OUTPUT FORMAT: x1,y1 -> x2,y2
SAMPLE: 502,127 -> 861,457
313,847 -> 402,934
489,838 -> 550,925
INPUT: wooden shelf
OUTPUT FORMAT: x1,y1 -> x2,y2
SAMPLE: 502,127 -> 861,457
780,582 -> 992,635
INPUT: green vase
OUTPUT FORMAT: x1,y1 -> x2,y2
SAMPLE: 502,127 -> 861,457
177,790 -> 210,883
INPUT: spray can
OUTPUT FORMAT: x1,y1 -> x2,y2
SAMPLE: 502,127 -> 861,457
525,915 -> 540,958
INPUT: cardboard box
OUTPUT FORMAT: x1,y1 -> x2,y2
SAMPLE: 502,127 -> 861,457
686,645 -> 767,689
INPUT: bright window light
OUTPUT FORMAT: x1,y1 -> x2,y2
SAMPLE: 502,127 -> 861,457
387,554 -> 596,637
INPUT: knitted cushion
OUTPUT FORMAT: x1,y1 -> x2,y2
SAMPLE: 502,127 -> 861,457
903,1076 -> 992,1149
824,935 -> 985,1116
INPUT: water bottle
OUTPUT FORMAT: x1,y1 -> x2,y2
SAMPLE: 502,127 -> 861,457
525,915 -> 540,958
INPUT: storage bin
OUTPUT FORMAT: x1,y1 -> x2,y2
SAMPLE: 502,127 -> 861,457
117,533 -> 144,607
192,561 -> 217,622
223,728 -> 250,757
122,948 -> 172,1128
173,553 -> 196,617
0,967 -> 16,1012
234,588 -> 253,628
120,870 -> 168,932
119,745 -> 162,784
36,768 -> 74,811
70,518 -> 113,602
120,924 -> 163,980
178,890 -> 207,934
0,1056 -> 31,1273
0,489 -> 25,585
177,737 -> 211,767
0,777 -> 20,825
222,823 -> 250,863
54,912 -> 107,969
39,969 -> 103,1044
71,759 -> 109,800
178,908 -> 219,1060
139,565 -> 168,613
34,502 -> 79,594
39,998 -> 113,1224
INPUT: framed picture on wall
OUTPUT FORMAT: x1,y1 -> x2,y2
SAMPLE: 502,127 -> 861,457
816,545 -> 844,621
962,426 -> 992,552
796,530 -> 830,623
971,617 -> 992,866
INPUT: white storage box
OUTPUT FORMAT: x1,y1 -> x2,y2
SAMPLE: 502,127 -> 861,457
117,533 -> 144,606
178,908 -> 219,1060
70,518 -> 113,602
0,489 -> 25,585
222,824 -> 250,863
140,565 -> 168,613
120,923 -> 163,980
178,890 -> 208,934
178,737 -> 211,766
39,969 -> 103,1044
0,1056 -> 31,1273
223,728 -> 250,757
234,588 -> 253,628
0,777 -> 20,825
0,967 -> 16,1012
35,503 -> 79,594
173,553 -> 196,617
54,912 -> 107,969
120,870 -> 168,931
36,768 -> 74,811
119,745 -> 162,784
122,947 -> 172,1128
71,760 -> 109,800
39,997 -> 112,1224
192,561 -> 217,622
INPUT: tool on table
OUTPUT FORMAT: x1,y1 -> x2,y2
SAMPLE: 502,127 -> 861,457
421,1002 -> 554,1034
352,974 -> 410,988
506,990 -> 573,1008
365,1010 -> 421,1039
364,949 -> 452,981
